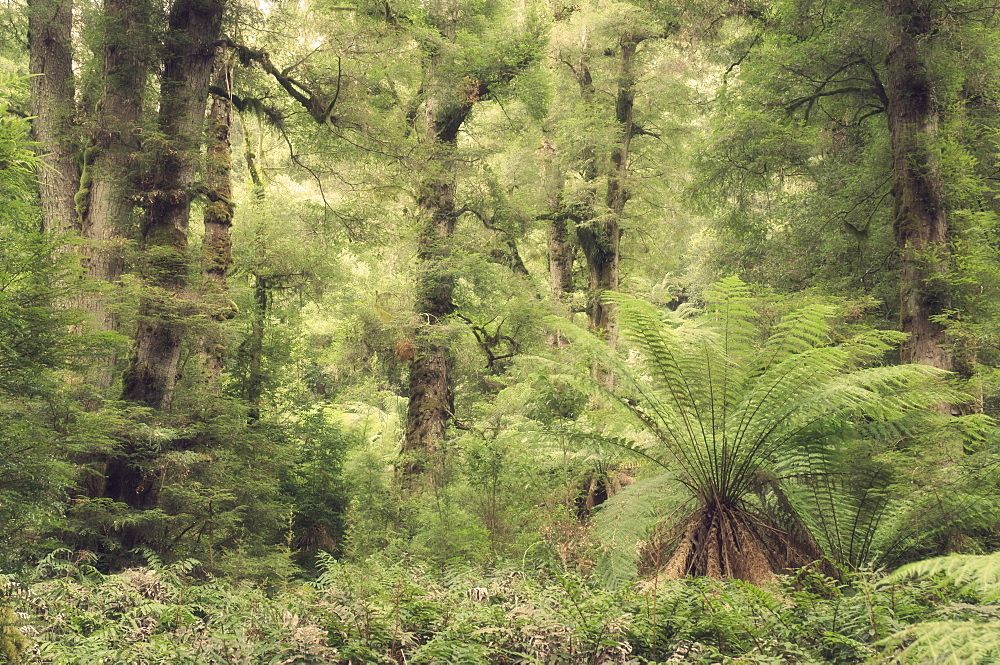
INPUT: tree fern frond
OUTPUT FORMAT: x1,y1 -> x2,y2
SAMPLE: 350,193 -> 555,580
593,473 -> 691,587
882,619 -> 1000,663
782,464 -> 894,568
756,303 -> 838,374
887,553 -> 1000,600
703,276 -> 760,362
543,280 -> 983,583
543,421 -> 671,471
870,478 -> 1000,569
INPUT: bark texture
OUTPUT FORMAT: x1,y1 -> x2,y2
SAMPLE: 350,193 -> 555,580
84,0 -> 148,281
204,62 -> 235,290
883,0 -> 951,370
245,275 -> 268,422
578,35 -> 637,335
79,0 -> 151,388
122,0 -> 225,412
201,54 -> 237,383
402,89 -> 470,484
28,0 -> 79,234
568,51 -> 611,333
542,138 -> 574,301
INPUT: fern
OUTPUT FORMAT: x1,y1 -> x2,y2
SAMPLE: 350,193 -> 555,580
884,621 -> 1000,664
549,280 -> 981,584
880,553 -> 1000,662
593,473 -> 691,586
886,552 -> 1000,601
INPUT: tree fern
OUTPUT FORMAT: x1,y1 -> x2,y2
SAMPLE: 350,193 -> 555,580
887,552 -> 1000,600
882,553 -> 1000,663
884,622 -> 1000,664
593,473 -> 691,586
547,279 -> 978,584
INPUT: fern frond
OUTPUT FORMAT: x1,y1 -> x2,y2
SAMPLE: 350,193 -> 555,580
544,280 -> 984,583
882,620 -> 1000,664
593,473 -> 691,587
887,552 -> 1000,601
756,303 -> 838,373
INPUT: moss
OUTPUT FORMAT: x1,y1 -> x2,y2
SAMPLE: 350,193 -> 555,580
145,245 -> 188,280
0,604 -> 25,663
74,187 -> 90,218
204,200 -> 233,225
206,145 -> 232,173
74,143 -> 100,222
146,224 -> 187,248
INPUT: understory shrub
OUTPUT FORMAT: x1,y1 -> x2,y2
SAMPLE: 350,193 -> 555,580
9,551 -> 975,664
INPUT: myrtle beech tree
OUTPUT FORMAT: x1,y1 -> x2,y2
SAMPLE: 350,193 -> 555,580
240,0 -> 542,487
400,4 -> 541,484
28,0 -> 153,389
104,0 -> 228,515
882,0 -> 950,369
700,0 -> 1000,374
545,1 -> 675,334
27,0 -> 77,235
200,51 -> 238,383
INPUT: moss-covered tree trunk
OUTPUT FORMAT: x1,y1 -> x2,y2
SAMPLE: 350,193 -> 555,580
883,0 -> 951,370
201,53 -> 237,384
566,49 -> 612,334
542,138 -> 574,303
244,274 -> 268,422
79,0 -> 152,388
578,35 -> 637,336
28,0 -> 78,235
109,0 -> 225,513
401,75 -> 472,485
121,0 -> 225,412
29,0 -> 151,390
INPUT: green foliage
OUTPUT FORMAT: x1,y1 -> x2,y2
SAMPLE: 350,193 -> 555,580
22,552 -> 335,663
0,579 -> 26,664
550,279 -> 978,583
14,553 -> 982,664
882,552 -> 1000,663
10,3 -> 1000,660
887,552 -> 1000,602
0,77 -> 121,565
692,0 -> 899,301
279,411 -> 352,563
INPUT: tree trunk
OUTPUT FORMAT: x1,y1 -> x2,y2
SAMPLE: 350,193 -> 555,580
883,0 -> 951,370
204,56 -> 236,291
28,0 -> 79,235
245,274 -> 268,423
542,138 -> 574,301
579,36 -> 636,335
403,151 -> 464,485
122,0 -> 225,411
401,44 -> 473,486
78,0 -> 152,389
567,40 -> 625,335
201,54 -> 237,384
109,0 -> 224,519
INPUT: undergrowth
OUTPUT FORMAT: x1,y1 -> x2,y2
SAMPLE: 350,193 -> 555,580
2,549 -> 976,664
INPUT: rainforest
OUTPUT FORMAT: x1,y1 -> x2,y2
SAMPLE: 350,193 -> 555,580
4,0 -> 1000,662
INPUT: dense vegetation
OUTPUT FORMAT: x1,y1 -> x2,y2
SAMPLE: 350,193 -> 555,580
4,0 -> 1000,662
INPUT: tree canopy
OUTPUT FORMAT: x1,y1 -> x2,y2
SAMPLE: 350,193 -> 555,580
3,0 -> 1000,661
